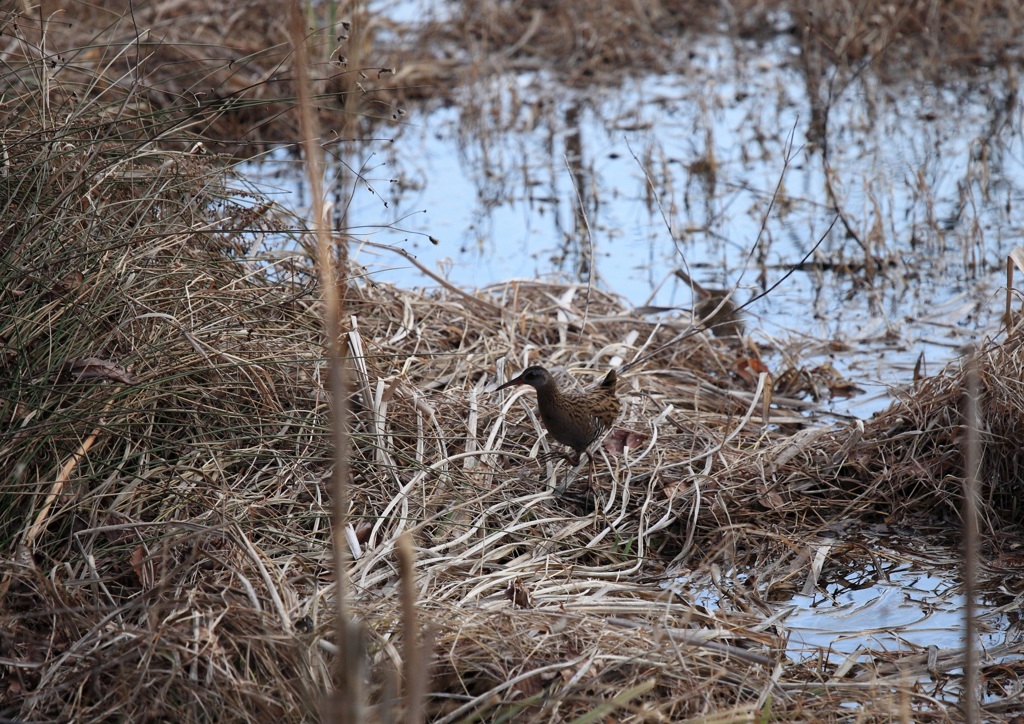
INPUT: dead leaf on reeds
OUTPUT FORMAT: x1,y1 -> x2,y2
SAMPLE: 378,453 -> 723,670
60,357 -> 135,384
602,427 -> 649,455
504,577 -> 533,609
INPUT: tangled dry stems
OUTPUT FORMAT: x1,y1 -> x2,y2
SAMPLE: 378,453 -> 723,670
4,110 -> 1024,716
3,5 -> 1024,723
11,0 -> 1021,155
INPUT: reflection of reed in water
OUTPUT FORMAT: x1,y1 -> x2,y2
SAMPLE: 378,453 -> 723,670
674,269 -> 745,339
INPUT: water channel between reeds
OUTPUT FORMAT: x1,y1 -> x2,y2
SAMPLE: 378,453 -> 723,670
241,32 -> 1022,423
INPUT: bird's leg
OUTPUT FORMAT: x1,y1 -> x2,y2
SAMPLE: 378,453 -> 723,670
549,449 -> 585,496
558,450 -> 600,511
538,448 -> 579,466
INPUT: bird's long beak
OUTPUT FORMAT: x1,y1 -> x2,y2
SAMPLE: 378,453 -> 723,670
494,373 -> 526,392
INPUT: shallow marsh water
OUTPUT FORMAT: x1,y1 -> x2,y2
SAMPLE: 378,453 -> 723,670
245,30 -> 1023,422
674,542 -> 1022,698
240,2 -> 1024,681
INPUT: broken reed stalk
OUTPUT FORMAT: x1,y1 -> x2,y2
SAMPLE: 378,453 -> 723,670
397,532 -> 425,724
287,7 -> 359,722
0,392 -> 119,601
962,351 -> 981,724
23,392 -> 119,552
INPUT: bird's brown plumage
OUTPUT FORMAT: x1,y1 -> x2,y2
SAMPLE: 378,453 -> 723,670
496,366 -> 621,466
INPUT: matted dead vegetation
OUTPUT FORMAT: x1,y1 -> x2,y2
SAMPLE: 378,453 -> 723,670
8,0 -> 400,151
399,0 -> 1024,93
4,6 -> 1024,724
10,0 -> 1023,157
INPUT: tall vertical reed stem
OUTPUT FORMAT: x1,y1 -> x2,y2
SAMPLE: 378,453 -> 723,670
287,6 -> 359,722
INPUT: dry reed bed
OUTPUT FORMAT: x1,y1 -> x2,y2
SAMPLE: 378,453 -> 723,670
3,13 -> 1024,724
4,118 -> 1024,718
10,0 -> 398,151
343,263 -> 1024,721
385,0 -> 1024,93
11,0 -> 1021,154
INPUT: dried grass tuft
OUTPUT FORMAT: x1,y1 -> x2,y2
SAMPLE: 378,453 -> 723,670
8,0 -> 396,151
0,17 -> 332,719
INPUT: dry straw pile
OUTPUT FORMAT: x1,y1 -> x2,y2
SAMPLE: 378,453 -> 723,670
3,3 -> 1024,723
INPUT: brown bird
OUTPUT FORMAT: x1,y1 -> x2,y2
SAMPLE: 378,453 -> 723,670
495,366 -> 621,473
